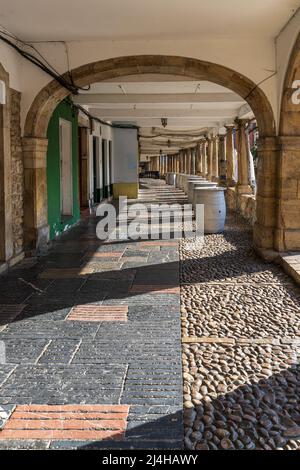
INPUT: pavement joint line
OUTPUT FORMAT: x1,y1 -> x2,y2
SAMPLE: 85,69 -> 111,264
181,336 -> 300,345
76,278 -> 88,292
0,365 -> 17,389
119,364 -> 129,405
35,339 -> 52,364
68,339 -> 82,364
92,323 -> 102,340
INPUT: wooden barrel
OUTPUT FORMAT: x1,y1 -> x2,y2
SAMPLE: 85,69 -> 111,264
166,172 -> 176,185
177,173 -> 185,189
193,187 -> 226,233
187,181 -> 217,203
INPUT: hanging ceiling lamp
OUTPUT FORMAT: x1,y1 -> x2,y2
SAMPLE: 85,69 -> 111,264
161,118 -> 168,128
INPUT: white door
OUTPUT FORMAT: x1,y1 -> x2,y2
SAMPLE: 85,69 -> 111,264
59,118 -> 73,216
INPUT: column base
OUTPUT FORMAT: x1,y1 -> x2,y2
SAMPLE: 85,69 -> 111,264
25,224 -> 50,255
253,222 -> 274,251
236,184 -> 252,195
274,228 -> 300,252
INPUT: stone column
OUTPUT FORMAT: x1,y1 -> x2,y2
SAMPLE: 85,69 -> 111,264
195,144 -> 201,175
23,137 -> 49,253
155,156 -> 160,171
225,125 -> 236,186
218,135 -> 226,185
191,148 -> 194,174
211,136 -> 219,181
179,151 -> 183,173
184,150 -> 188,173
201,140 -> 206,177
191,148 -> 195,174
187,148 -> 192,174
236,120 -> 252,194
207,138 -> 213,180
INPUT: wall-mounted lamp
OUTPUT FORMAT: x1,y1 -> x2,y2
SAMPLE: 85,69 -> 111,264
161,118 -> 168,128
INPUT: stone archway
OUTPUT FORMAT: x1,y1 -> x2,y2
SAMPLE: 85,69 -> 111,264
277,33 -> 300,251
0,62 -> 13,264
23,55 -> 277,253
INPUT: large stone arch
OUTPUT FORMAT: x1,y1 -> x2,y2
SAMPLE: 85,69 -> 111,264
277,33 -> 300,251
23,55 -> 277,252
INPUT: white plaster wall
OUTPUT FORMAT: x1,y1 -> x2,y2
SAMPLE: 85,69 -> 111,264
0,41 -> 22,91
113,128 -> 138,184
276,8 -> 300,124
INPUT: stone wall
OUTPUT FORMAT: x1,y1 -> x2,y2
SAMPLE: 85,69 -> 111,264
10,89 -> 24,257
225,187 -> 256,225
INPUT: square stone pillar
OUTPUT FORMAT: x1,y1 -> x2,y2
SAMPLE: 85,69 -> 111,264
236,119 -> 252,194
275,136 -> 300,251
225,125 -> 236,186
253,136 -> 277,252
23,137 -> 49,253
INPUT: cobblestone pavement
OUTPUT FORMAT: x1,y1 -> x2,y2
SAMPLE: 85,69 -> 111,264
0,180 -> 183,449
181,215 -> 300,450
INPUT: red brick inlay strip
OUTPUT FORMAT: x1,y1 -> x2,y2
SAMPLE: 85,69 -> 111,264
130,285 -> 180,294
0,405 -> 130,440
67,305 -> 128,322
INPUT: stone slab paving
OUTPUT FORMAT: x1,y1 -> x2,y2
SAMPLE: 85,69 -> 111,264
180,214 -> 300,450
0,180 -> 183,449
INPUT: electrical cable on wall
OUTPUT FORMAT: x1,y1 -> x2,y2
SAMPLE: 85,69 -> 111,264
70,100 -> 139,130
0,28 -> 139,131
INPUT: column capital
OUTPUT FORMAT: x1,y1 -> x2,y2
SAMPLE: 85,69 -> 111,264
235,118 -> 249,129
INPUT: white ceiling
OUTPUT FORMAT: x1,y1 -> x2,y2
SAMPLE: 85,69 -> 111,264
0,0 -> 299,41
75,77 -> 251,155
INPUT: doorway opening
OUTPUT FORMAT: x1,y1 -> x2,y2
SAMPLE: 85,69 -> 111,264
59,118 -> 73,221
78,126 -> 89,209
